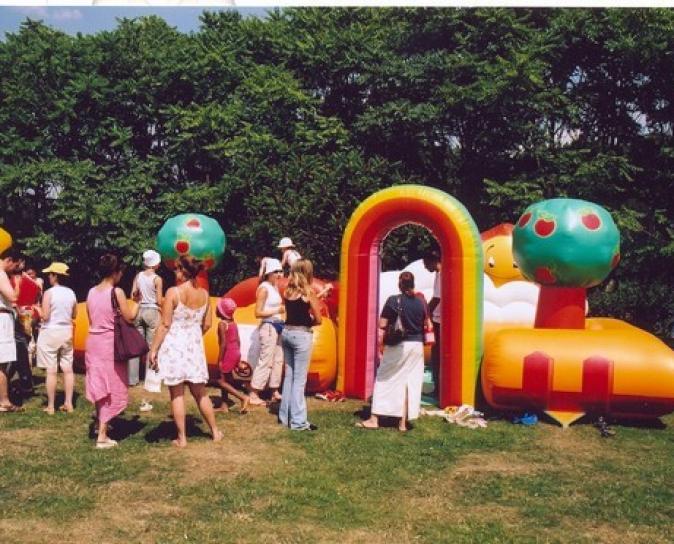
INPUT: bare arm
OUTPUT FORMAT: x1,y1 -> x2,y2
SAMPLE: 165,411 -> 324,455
0,271 -> 18,303
255,286 -> 273,318
308,293 -> 323,326
35,290 -> 52,322
428,297 -> 440,317
217,321 -> 227,364
154,275 -> 164,308
114,287 -> 138,324
71,299 -> 78,320
201,290 -> 212,335
131,274 -> 140,302
149,287 -> 177,368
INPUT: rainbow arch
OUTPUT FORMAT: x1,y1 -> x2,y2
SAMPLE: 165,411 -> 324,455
337,185 -> 484,408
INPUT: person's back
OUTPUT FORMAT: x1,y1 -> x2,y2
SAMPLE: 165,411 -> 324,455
136,270 -> 159,307
87,286 -> 115,333
384,293 -> 425,342
42,285 -> 76,330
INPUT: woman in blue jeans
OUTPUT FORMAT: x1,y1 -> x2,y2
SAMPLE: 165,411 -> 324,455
279,259 -> 322,431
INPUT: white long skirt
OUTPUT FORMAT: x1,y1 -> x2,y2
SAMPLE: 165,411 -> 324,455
0,313 -> 16,363
371,341 -> 424,420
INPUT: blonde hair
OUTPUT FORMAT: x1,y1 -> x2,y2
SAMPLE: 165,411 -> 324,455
285,258 -> 314,300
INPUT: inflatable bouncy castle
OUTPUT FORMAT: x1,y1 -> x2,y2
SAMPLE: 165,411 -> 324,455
481,199 -> 674,426
337,187 -> 674,425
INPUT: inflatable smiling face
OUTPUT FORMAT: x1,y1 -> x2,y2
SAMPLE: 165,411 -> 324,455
513,199 -> 620,288
156,214 -> 226,270
481,223 -> 524,287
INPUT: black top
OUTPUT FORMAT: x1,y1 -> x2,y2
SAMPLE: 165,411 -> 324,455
284,297 -> 314,327
380,293 -> 425,343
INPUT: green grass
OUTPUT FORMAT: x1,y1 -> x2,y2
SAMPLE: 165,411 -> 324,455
1,372 -> 673,543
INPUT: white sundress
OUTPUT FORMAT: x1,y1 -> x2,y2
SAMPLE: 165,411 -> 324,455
158,294 -> 209,386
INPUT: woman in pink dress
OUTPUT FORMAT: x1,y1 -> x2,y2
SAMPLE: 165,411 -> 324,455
85,254 -> 138,449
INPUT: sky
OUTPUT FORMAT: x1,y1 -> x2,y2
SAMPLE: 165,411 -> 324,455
0,6 -> 269,37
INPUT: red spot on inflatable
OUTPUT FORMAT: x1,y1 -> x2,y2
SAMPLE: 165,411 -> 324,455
518,212 -> 532,228
203,258 -> 215,270
534,218 -> 556,237
611,252 -> 620,269
175,240 -> 190,254
581,213 -> 601,231
186,218 -> 201,229
534,266 -> 556,285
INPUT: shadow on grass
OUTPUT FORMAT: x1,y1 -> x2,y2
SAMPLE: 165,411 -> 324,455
87,414 -> 147,442
144,415 -> 211,443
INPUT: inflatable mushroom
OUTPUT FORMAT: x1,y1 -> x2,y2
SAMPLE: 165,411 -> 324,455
156,214 -> 226,292
513,198 -> 620,329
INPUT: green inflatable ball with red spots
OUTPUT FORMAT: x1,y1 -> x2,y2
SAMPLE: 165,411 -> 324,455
156,214 -> 226,270
513,199 -> 620,288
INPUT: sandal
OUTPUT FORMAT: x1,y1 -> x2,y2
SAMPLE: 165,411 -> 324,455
0,404 -> 24,413
355,420 -> 379,430
95,438 -> 118,449
59,405 -> 74,413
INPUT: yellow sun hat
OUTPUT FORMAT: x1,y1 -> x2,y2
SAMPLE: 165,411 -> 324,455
42,262 -> 70,276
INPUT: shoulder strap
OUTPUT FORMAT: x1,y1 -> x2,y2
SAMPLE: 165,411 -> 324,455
111,287 -> 120,314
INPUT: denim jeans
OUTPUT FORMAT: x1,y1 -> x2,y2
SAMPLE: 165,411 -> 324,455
279,329 -> 313,430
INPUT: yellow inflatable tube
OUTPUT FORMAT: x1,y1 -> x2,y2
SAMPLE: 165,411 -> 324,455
73,297 -> 337,393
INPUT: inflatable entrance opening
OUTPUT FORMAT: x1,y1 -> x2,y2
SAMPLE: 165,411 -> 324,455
337,185 -> 484,408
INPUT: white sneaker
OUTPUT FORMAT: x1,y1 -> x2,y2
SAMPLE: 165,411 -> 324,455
139,401 -> 153,412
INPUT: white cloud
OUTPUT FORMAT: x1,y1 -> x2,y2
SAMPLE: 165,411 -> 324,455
10,7 -> 49,19
52,9 -> 83,21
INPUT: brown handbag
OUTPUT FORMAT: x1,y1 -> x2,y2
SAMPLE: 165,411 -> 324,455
111,289 -> 149,361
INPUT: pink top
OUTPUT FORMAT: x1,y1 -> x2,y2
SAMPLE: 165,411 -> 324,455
219,321 -> 241,373
87,286 -> 115,334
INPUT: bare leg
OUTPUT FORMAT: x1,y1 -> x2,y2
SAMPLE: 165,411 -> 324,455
219,375 -> 249,413
0,368 -> 10,406
63,368 -> 74,411
188,382 -> 222,441
44,370 -> 57,414
399,388 -> 408,432
98,420 -> 109,441
169,383 -> 187,447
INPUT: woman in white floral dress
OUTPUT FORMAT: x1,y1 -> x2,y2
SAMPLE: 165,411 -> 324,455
149,256 -> 222,448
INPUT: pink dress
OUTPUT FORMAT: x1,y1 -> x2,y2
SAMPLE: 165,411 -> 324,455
85,287 -> 128,424
219,321 -> 241,374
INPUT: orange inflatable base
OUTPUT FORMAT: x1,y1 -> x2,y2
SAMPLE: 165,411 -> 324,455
482,318 -> 674,421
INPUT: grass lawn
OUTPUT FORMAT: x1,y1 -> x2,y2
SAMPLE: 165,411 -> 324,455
1,371 -> 673,543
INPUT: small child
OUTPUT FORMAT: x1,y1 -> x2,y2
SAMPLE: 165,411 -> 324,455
215,297 -> 250,414
278,237 -> 302,275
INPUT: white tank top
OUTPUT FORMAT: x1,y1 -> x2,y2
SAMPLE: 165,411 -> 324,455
286,249 -> 301,267
137,271 -> 159,308
42,285 -> 76,330
260,281 -> 282,321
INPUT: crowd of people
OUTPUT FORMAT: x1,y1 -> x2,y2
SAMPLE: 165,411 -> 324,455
0,237 -> 441,447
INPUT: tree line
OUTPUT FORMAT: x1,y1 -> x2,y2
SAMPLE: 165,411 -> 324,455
1,8 -> 672,336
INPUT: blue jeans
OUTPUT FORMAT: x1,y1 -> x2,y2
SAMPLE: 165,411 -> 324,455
279,329 -> 313,430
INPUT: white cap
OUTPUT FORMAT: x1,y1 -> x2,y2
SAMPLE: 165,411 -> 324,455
277,237 -> 294,249
262,257 -> 283,276
143,249 -> 161,268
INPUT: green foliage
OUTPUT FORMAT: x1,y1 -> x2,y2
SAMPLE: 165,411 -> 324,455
1,9 -> 673,334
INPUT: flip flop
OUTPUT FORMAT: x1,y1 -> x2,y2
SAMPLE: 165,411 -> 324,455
0,404 -> 24,413
355,421 -> 379,430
